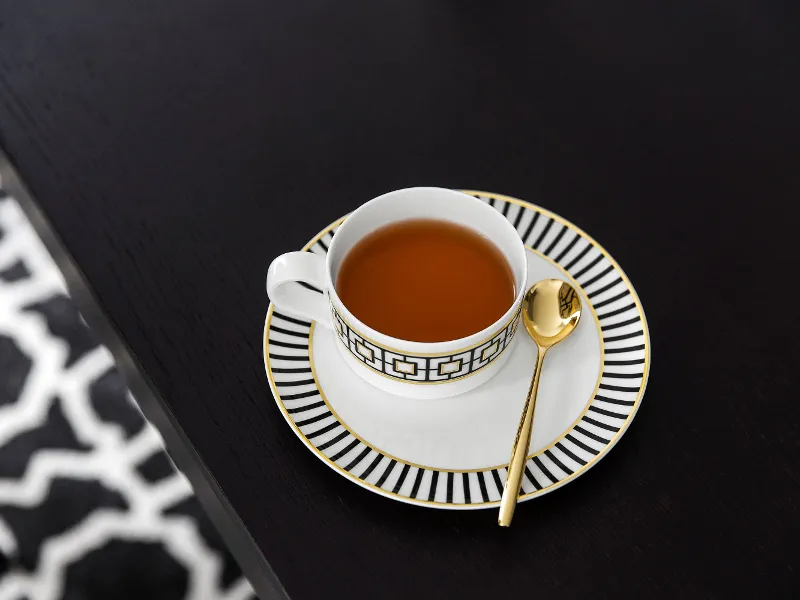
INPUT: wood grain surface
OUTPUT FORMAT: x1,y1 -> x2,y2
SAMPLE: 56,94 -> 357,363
1,2 -> 799,598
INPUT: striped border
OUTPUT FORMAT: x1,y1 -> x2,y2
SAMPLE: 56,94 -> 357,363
265,191 -> 650,508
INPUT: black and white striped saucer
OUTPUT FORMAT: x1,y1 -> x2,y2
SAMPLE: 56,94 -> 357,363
264,191 -> 650,509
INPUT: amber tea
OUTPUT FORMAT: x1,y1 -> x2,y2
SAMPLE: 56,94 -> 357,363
336,219 -> 515,342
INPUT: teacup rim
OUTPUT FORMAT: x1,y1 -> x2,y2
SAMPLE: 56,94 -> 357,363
323,187 -> 528,354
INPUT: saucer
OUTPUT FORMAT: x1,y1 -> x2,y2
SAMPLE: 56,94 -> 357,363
264,191 -> 650,509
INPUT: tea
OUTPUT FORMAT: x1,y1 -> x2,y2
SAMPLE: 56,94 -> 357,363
336,219 -> 515,342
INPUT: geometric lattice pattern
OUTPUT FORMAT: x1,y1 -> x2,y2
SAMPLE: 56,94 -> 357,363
331,305 -> 521,382
0,186 -> 256,600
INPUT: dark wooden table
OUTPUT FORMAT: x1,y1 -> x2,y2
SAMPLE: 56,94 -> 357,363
2,2 -> 799,598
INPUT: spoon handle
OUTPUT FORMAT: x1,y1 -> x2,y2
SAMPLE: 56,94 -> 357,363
498,347 -> 546,527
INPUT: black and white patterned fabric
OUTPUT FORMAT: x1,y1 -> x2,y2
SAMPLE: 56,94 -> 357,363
0,186 -> 256,599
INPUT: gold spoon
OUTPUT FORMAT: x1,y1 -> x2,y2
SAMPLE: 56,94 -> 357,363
498,279 -> 582,527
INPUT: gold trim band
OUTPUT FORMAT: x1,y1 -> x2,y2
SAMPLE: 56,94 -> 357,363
331,303 -> 522,358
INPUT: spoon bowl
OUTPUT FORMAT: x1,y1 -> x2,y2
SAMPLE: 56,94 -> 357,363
522,279 -> 582,346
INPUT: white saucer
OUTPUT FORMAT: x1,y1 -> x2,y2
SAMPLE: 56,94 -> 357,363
264,191 -> 650,509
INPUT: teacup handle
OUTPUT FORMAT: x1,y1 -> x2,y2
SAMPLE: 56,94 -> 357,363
266,252 -> 332,327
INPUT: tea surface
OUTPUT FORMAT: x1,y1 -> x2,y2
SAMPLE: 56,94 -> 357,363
336,219 -> 515,342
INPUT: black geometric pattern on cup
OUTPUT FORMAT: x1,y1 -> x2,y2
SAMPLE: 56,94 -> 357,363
266,191 -> 649,506
330,305 -> 521,383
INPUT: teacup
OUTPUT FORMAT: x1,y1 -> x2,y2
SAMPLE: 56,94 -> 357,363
266,187 -> 528,399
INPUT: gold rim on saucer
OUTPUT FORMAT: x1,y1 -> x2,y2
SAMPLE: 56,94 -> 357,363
264,190 -> 650,509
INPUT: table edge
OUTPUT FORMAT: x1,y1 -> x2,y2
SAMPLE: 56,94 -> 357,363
0,149 -> 289,600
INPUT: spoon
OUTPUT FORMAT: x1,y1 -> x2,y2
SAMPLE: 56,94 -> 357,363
498,279 -> 582,527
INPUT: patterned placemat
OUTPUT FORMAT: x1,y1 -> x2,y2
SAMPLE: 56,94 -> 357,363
0,186 -> 256,599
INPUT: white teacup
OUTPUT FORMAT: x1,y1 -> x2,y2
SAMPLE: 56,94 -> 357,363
266,187 -> 528,399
